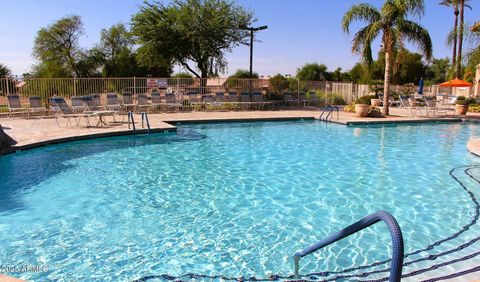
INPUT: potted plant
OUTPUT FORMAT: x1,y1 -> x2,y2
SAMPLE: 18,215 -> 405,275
355,95 -> 375,117
371,95 -> 380,107
455,96 -> 469,115
368,81 -> 383,106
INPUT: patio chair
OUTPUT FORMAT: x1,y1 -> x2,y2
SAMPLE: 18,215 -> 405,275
165,93 -> 182,111
226,92 -> 240,110
439,96 -> 458,109
151,92 -> 163,112
71,96 -> 87,113
186,92 -> 202,111
253,92 -> 267,110
240,92 -> 252,110
106,93 -> 128,122
215,92 -> 226,103
227,92 -> 239,102
307,91 -> 319,106
298,92 -> 308,106
82,96 -> 116,125
136,93 -> 151,113
28,96 -> 48,116
106,93 -> 122,111
49,97 -> 97,127
6,94 -> 28,117
423,96 -> 450,117
121,92 -> 136,111
202,95 -> 217,111
82,96 -> 101,111
214,92 -> 227,111
284,92 -> 296,106
90,93 -> 102,110
398,96 -> 422,117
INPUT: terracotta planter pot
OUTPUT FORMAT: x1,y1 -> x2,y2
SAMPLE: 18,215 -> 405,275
455,104 -> 468,115
355,104 -> 370,117
371,99 -> 380,107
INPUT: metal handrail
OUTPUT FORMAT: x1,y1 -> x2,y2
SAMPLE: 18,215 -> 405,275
325,105 -> 339,121
127,111 -> 136,133
141,112 -> 151,134
319,105 -> 339,121
293,211 -> 404,282
319,105 -> 332,120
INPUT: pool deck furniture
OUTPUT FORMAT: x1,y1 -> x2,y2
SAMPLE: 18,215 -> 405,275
398,96 -> 422,117
136,93 -> 151,113
82,96 -> 117,125
7,94 -> 29,117
150,92 -> 163,112
121,92 -> 136,112
284,92 -> 297,106
28,96 -> 49,117
70,96 -> 87,113
49,97 -> 98,127
106,93 -> 122,111
165,93 -> 183,111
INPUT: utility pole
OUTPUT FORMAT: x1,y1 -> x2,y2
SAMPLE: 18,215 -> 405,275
241,25 -> 268,101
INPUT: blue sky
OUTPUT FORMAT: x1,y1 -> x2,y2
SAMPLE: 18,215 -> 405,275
0,0 -> 479,76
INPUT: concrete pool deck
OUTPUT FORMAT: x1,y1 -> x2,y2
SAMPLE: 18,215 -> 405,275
0,108 -> 476,154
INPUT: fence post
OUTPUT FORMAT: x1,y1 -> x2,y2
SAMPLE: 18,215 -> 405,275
133,76 -> 136,95
6,77 -> 10,95
73,76 -> 77,96
297,79 -> 300,98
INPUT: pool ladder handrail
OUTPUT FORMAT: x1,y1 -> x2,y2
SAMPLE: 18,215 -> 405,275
319,105 -> 339,122
127,111 -> 136,133
293,211 -> 404,282
141,112 -> 151,134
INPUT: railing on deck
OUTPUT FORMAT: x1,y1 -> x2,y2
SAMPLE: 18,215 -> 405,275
0,76 -> 442,110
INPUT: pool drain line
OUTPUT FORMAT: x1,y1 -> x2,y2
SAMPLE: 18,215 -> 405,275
133,165 -> 480,282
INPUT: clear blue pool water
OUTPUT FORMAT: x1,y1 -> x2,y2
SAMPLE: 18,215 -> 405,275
1,121 -> 480,281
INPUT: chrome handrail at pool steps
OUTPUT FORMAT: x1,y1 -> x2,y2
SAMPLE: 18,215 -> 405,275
319,105 -> 339,122
293,211 -> 404,282
141,112 -> 151,135
127,111 -> 136,133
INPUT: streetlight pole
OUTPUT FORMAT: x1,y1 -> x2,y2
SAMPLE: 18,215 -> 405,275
241,25 -> 268,101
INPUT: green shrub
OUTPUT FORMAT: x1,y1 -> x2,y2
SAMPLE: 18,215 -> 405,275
306,90 -> 346,105
344,104 -> 355,112
466,98 -> 477,105
356,95 -> 376,104
368,107 -> 383,118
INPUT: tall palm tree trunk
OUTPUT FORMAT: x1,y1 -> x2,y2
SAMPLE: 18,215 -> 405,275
456,0 -> 465,78
452,5 -> 459,76
382,50 -> 391,116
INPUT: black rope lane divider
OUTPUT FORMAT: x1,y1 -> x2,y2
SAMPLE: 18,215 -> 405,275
133,165 -> 480,282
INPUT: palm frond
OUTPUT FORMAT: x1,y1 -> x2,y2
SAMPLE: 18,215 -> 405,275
394,0 -> 425,17
351,23 -> 382,66
398,20 -> 433,61
342,3 -> 381,34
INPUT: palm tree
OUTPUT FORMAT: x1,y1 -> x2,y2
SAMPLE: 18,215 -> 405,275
0,63 -> 12,77
440,0 -> 471,78
440,0 -> 459,73
342,0 -> 432,115
457,0 -> 466,78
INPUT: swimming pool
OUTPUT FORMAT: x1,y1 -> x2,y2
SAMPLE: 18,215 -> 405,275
1,121 -> 480,281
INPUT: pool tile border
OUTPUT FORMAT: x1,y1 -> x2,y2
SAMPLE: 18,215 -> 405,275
0,127 -> 176,156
